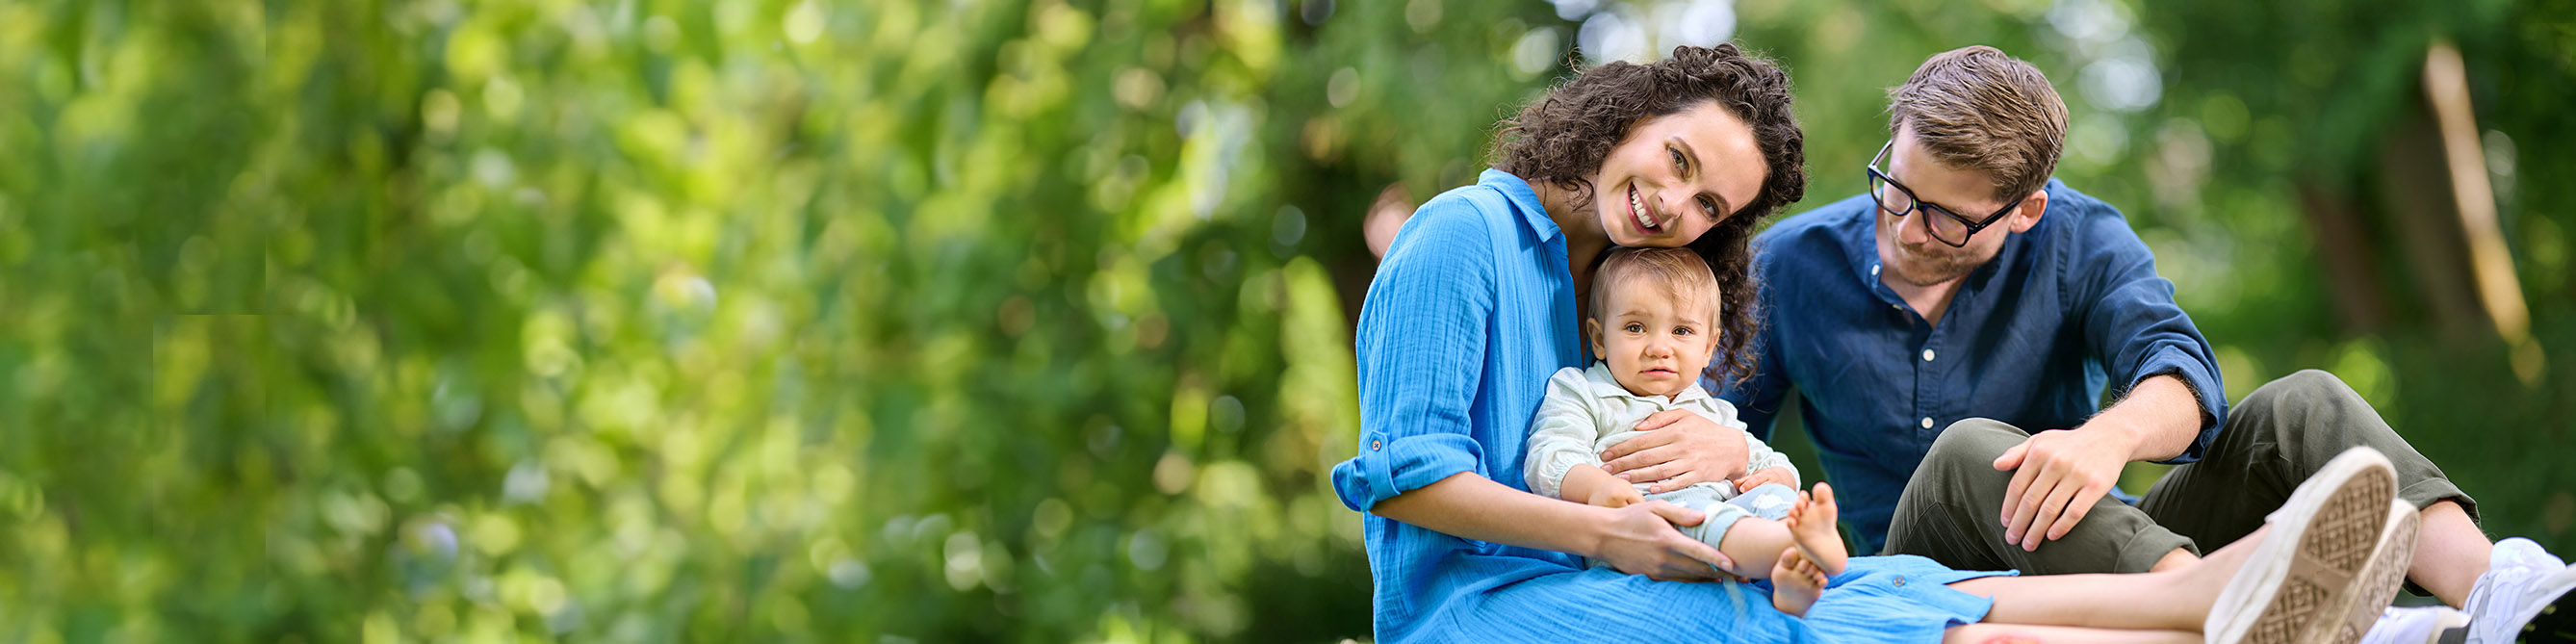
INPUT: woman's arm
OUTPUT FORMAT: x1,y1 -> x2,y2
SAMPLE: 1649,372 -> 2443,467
1374,472 -> 1742,581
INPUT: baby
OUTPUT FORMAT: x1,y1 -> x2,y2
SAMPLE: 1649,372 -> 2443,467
1525,246 -> 1847,615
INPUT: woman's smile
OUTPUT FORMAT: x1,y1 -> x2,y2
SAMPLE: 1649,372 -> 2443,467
1626,183 -> 1664,236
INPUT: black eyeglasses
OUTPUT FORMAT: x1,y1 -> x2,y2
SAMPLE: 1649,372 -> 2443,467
1865,141 -> 2019,247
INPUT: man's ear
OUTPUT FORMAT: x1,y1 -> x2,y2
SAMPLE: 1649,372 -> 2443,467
2007,189 -> 2048,233
1584,317 -> 1605,358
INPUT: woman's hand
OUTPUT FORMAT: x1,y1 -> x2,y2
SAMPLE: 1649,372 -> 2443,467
1601,409 -> 1751,493
1589,501 -> 1745,581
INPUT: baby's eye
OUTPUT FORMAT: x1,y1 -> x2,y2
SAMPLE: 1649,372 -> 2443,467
1673,326 -> 1695,336
1623,322 -> 1645,333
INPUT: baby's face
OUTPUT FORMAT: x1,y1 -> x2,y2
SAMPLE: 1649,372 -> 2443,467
1589,278 -> 1720,399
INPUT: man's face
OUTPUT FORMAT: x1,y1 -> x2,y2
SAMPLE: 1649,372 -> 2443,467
1872,127 -> 2026,287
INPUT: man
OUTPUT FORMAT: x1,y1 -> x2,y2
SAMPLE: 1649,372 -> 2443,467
1669,45 -> 2575,642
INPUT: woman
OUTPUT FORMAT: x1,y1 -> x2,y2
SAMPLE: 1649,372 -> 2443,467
1328,43 -> 2413,643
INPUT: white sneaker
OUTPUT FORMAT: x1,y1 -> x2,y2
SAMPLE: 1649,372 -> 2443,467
2463,537 -> 2576,643
2206,448 -> 2402,644
2336,501 -> 2428,643
2361,606 -> 2470,644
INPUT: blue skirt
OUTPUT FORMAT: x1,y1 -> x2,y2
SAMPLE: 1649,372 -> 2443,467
1763,554 -> 2018,642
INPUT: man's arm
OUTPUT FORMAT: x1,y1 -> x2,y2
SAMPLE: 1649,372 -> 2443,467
1996,196 -> 2228,551
1995,374 -> 2202,550
2094,374 -> 2205,461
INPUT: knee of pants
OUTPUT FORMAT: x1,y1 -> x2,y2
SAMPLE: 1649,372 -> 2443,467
2239,369 -> 2358,414
1914,418 -> 2029,486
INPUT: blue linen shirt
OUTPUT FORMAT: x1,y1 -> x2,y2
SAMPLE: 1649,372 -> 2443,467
1713,179 -> 2227,554
1330,169 -> 1820,642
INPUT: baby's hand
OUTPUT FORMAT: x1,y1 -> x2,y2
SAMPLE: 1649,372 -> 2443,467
1586,483 -> 1648,508
1732,467 -> 1796,493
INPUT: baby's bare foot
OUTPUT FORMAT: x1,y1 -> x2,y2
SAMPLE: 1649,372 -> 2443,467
1786,482 -> 1848,577
1770,547 -> 1828,617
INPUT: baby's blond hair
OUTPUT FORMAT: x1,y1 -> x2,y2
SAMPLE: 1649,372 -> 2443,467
1588,246 -> 1722,328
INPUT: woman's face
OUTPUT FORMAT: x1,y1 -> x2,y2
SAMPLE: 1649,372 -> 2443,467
1585,102 -> 1767,248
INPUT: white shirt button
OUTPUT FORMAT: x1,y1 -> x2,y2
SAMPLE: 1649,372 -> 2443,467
1870,264 -> 1881,276
1892,304 -> 1902,311
1921,348 -> 1936,362
1920,417 -> 1935,429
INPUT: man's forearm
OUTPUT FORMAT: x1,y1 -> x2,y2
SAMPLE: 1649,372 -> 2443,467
2096,374 -> 2203,461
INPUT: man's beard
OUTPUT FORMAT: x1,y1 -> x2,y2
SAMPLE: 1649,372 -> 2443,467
1879,225 -> 1983,286
1885,243 -> 1978,287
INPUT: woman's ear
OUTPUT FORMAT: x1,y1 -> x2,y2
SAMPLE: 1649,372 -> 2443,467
2007,189 -> 2048,233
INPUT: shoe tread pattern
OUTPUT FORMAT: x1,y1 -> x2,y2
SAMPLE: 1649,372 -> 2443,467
2246,470 -> 2394,644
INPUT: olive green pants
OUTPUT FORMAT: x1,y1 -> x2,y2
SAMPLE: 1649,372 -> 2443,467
1883,370 -> 2478,574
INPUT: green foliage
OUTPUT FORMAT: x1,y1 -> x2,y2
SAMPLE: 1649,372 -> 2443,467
0,0 -> 2569,641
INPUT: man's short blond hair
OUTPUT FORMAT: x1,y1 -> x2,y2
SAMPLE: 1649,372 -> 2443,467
1888,45 -> 2069,204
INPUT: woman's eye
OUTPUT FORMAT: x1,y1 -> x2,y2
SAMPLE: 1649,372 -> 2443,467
1669,147 -> 1686,171
1699,195 -> 1718,216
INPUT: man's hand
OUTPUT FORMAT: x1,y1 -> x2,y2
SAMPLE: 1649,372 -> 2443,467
1591,501 -> 1747,581
1732,466 -> 1797,493
1993,426 -> 2132,552
1601,409 -> 1750,493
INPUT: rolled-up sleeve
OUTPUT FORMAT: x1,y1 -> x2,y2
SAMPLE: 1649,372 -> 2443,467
2069,212 -> 2229,464
1332,206 -> 1499,512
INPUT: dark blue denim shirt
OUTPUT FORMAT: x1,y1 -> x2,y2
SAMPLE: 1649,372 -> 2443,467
1710,179 -> 2227,553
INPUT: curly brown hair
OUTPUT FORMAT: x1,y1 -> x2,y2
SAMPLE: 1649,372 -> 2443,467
1492,43 -> 1806,386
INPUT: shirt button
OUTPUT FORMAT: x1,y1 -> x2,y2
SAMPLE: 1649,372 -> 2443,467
1919,417 -> 1935,429
1371,439 -> 1382,451
1893,576 -> 1907,587
1870,264 -> 1881,276
1922,348 -> 1936,362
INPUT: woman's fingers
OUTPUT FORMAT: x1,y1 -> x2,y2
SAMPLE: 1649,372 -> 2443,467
1652,463 -> 1721,491
1600,425 -> 1681,464
1601,444 -> 1677,478
1645,500 -> 1707,528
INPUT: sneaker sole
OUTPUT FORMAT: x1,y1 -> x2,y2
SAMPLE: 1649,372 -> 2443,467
2207,448 -> 2398,644
2332,502 -> 2421,643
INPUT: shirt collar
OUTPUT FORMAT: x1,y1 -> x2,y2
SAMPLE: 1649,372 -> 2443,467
1481,168 -> 1561,244
1583,361 -> 1713,404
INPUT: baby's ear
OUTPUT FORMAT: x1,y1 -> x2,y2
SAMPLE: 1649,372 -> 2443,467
1584,317 -> 1605,354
